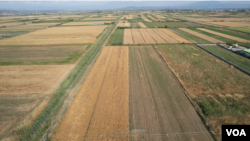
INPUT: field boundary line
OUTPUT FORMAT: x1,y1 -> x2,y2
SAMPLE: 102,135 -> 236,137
152,45 -> 220,141
196,44 -> 250,76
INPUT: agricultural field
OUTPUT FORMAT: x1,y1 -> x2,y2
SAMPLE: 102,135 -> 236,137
53,46 -> 129,141
179,28 -> 223,43
157,44 -> 250,136
206,22 -> 250,27
200,45 -> 250,73
0,44 -> 87,65
0,26 -> 108,45
62,21 -> 112,26
170,28 -> 212,44
129,46 -> 213,141
138,22 -> 147,28
198,28 -> 250,42
107,29 -> 124,45
123,28 -> 190,44
228,27 -> 250,34
0,65 -> 74,135
0,23 -> 59,37
143,22 -> 207,28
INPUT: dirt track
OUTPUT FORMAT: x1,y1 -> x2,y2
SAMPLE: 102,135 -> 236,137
53,47 -> 129,141
129,46 -> 213,141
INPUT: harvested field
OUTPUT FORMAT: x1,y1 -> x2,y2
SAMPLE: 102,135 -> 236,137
0,45 -> 87,65
123,29 -> 133,44
180,28 -> 223,43
138,22 -> 147,28
207,22 -> 250,27
153,28 -> 178,43
198,28 -> 250,42
138,29 -> 156,44
131,29 -> 145,44
157,44 -> 250,136
141,15 -> 151,22
144,22 -> 207,28
62,21 -> 111,26
0,22 -> 22,27
117,22 -> 131,27
123,28 -> 186,44
0,65 -> 74,95
53,46 -> 128,141
160,28 -> 191,43
0,26 -> 107,45
145,29 -> 166,43
129,46 -> 213,141
81,18 -> 116,21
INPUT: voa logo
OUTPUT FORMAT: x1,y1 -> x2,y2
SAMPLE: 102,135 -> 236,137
226,129 -> 246,136
222,125 -> 249,141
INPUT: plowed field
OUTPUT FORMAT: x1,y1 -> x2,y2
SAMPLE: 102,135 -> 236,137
53,46 -> 129,141
180,28 -> 223,43
129,46 -> 213,141
198,28 -> 250,42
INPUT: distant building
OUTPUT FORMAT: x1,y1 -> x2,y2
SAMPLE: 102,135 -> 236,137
91,23 -> 104,25
241,49 -> 250,58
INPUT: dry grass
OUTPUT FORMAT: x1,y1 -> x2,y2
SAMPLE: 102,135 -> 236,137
0,26 -> 107,45
0,65 -> 74,95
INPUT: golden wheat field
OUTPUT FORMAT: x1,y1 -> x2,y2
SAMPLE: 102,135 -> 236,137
0,25 -> 107,45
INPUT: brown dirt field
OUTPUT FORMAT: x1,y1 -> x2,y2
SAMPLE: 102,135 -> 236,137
53,46 -> 129,141
198,28 -> 250,42
138,22 -> 147,28
131,29 -> 145,44
138,29 -> 156,44
207,22 -> 250,27
0,26 -> 107,45
153,29 -> 179,43
129,46 -> 213,141
0,65 -> 74,95
123,29 -> 133,44
62,21 -> 112,25
160,28 -> 191,43
146,29 -> 166,43
180,28 -> 223,43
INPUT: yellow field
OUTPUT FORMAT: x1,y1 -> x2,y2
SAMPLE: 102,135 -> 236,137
63,21 -> 112,25
0,25 -> 107,45
82,18 -> 116,21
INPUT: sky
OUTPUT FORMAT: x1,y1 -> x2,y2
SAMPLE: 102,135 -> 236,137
0,1 -> 250,11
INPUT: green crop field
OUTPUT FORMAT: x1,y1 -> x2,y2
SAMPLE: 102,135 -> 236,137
200,45 -> 250,73
228,27 -> 250,34
107,29 -> 124,45
170,28 -> 211,43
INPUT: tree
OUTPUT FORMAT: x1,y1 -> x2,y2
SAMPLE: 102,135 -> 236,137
164,25 -> 168,28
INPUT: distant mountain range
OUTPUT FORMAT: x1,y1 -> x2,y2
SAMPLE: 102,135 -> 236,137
0,1 -> 250,11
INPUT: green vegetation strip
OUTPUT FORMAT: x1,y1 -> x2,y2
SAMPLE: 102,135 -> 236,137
19,15 -> 121,141
201,45 -> 250,73
171,28 -> 211,44
107,29 -> 124,45
228,27 -> 250,34
207,28 -> 250,40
